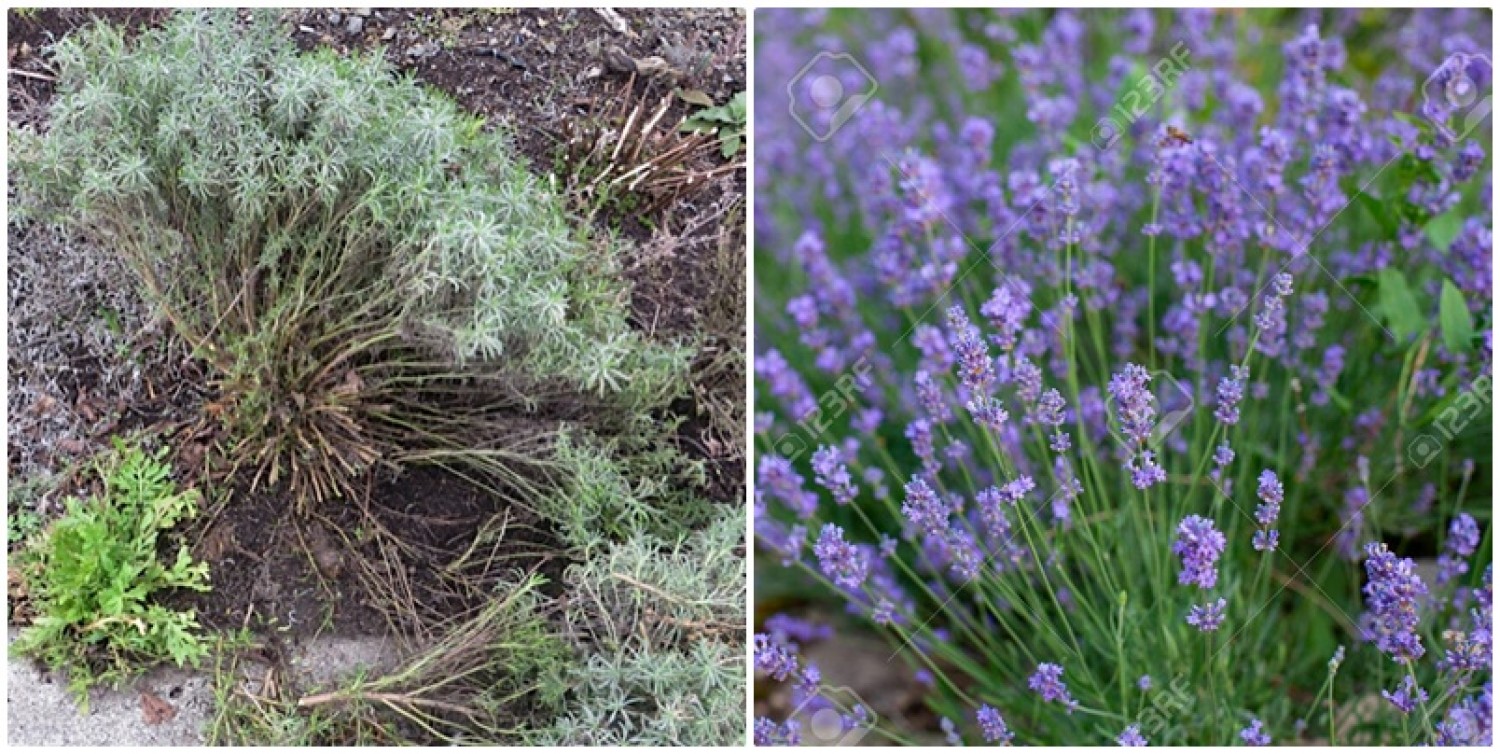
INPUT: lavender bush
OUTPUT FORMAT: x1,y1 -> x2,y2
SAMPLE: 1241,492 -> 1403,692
752,9 -> 1491,746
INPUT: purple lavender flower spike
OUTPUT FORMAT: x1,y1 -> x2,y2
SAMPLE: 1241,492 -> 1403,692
902,476 -> 949,537
759,455 -> 819,519
1361,541 -> 1428,663
1173,515 -> 1227,590
754,717 -> 802,746
948,306 -> 995,394
980,279 -> 1032,353
754,633 -> 799,681
1214,365 -> 1249,425
1441,564 -> 1491,673
976,704 -> 1014,744
1434,684 -> 1491,745
1028,662 -> 1079,713
1438,513 -> 1480,585
1108,363 -> 1157,447
811,445 -> 859,506
814,524 -> 869,591
1252,470 -> 1283,552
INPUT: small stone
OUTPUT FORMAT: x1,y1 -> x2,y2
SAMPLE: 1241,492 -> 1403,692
345,16 -> 363,35
603,44 -> 635,74
354,8 -> 372,17
381,27 -> 396,41
327,12 -> 341,25
633,55 -> 676,79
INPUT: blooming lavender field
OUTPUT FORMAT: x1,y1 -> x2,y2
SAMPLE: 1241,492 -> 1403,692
752,9 -> 1492,747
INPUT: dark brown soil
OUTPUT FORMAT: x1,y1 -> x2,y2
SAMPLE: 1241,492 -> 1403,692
172,465 -> 564,650
167,482 -> 390,641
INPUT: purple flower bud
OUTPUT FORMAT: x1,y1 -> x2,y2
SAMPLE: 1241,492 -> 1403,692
1128,451 -> 1168,490
1239,718 -> 1271,746
906,419 -> 939,474
968,396 -> 1011,431
1187,597 -> 1228,632
1381,675 -> 1429,715
1117,724 -> 1147,747
1213,443 -> 1236,469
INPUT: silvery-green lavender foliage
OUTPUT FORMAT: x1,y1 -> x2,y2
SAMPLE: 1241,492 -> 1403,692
546,424 -> 718,549
754,8 -> 1490,747
10,8 -> 685,410
531,511 -> 745,746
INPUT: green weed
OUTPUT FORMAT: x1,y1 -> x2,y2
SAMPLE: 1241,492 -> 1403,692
680,90 -> 746,158
7,509 -> 42,546
9,440 -> 212,709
